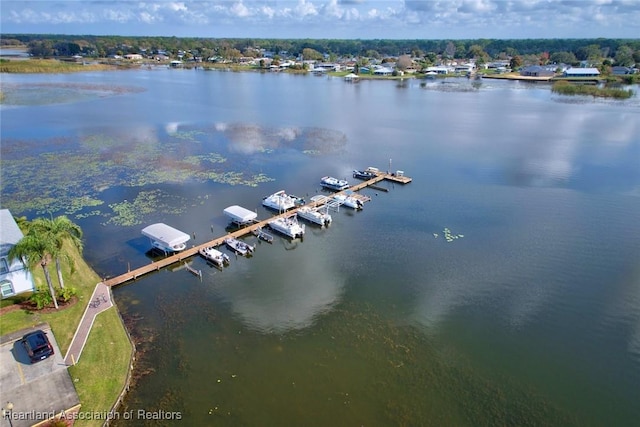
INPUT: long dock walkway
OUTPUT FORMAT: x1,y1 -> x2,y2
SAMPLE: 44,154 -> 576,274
103,172 -> 410,288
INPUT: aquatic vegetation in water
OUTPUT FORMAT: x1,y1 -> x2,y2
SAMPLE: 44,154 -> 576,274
184,153 -> 227,166
66,196 -> 104,215
105,190 -> 187,226
434,227 -> 465,243
1,122 -> 345,218
0,82 -> 144,106
169,130 -> 206,141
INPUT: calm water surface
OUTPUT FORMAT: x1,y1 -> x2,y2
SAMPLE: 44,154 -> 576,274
1,69 -> 639,426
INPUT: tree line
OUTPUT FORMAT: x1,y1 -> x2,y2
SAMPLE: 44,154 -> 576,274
2,34 -> 639,66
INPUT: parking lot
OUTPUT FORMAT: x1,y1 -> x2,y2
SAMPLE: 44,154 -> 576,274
0,324 -> 79,427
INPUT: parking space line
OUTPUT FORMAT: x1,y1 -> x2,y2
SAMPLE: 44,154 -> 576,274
16,361 -> 25,385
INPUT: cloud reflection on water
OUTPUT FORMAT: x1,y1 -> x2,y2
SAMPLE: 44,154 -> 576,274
212,242 -> 345,334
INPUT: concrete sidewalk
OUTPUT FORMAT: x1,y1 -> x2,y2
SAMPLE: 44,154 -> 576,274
63,282 -> 113,366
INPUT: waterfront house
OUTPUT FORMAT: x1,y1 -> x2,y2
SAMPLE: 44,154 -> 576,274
0,209 -> 36,298
373,66 -> 393,76
454,64 -> 475,74
563,67 -> 600,77
611,66 -> 635,75
425,66 -> 450,75
520,65 -> 556,77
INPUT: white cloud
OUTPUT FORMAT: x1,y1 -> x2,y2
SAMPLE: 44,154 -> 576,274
295,0 -> 319,17
230,1 -> 252,18
259,5 -> 275,19
168,2 -> 188,13
1,0 -> 639,38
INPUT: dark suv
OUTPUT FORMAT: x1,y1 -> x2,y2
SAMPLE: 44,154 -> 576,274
21,330 -> 54,363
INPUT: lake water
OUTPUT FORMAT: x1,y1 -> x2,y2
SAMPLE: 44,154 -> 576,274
1,69 -> 639,426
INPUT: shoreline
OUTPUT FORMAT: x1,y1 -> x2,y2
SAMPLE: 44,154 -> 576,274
0,242 -> 135,427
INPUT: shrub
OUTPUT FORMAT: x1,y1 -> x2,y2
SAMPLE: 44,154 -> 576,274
30,288 -> 54,310
58,286 -> 77,302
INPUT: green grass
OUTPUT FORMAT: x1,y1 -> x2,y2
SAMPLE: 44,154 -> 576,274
0,59 -> 115,73
552,80 -> 634,99
0,239 -> 133,424
68,308 -> 133,427
0,240 -> 102,351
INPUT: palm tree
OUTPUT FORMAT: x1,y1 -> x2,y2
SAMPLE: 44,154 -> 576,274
8,232 -> 60,309
30,216 -> 83,289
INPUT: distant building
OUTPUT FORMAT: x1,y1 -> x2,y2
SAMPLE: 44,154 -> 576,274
454,64 -> 475,74
520,65 -> 556,77
425,66 -> 449,75
0,209 -> 36,298
373,66 -> 393,76
563,67 -> 600,77
611,66 -> 635,75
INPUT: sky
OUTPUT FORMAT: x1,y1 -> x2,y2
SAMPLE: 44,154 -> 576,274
1,0 -> 639,40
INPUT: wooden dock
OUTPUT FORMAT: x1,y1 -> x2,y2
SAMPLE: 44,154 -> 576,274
103,172 -> 410,287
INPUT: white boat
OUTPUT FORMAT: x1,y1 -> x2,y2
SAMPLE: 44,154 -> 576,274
224,205 -> 257,226
333,194 -> 363,210
224,237 -> 255,256
352,169 -> 377,180
262,190 -> 304,212
199,246 -> 230,268
141,223 -> 190,253
320,176 -> 350,191
297,206 -> 332,227
268,214 -> 306,238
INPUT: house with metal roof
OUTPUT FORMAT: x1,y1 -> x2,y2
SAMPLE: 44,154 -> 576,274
611,66 -> 635,75
520,65 -> 556,77
0,209 -> 36,298
373,66 -> 393,76
563,67 -> 600,77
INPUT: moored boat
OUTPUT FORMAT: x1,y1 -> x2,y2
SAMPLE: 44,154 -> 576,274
333,194 -> 364,210
320,176 -> 350,191
268,214 -> 306,238
353,169 -> 377,180
262,190 -> 304,212
199,246 -> 231,268
297,206 -> 332,227
224,237 -> 255,256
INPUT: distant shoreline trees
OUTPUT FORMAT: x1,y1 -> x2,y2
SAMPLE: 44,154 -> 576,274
2,34 -> 638,69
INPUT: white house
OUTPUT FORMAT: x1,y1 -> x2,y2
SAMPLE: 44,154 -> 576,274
564,67 -> 600,77
0,209 -> 36,298
425,66 -> 450,75
373,66 -> 393,76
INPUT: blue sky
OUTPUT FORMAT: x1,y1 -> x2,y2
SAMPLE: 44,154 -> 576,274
1,1 -> 639,39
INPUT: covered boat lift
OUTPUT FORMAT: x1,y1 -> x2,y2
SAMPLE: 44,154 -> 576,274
224,205 -> 258,226
141,223 -> 190,254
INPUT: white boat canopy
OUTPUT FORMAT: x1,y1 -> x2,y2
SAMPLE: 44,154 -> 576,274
141,223 -> 190,248
224,205 -> 258,224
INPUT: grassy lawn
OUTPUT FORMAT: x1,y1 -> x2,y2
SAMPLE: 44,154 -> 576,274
0,240 -> 133,423
68,307 -> 133,427
0,241 -> 102,351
